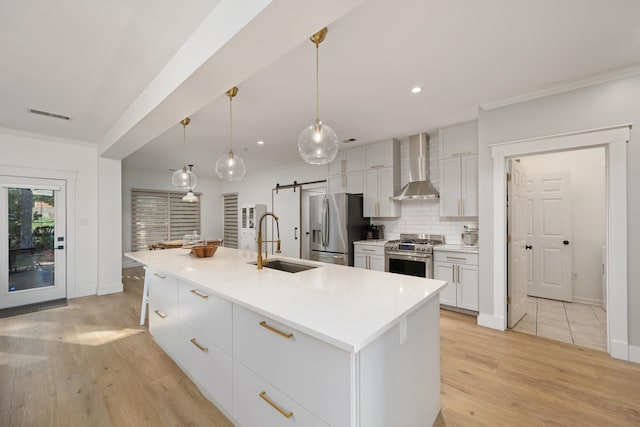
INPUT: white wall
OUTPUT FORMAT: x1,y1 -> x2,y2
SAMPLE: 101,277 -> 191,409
121,168 -> 224,266
478,75 -> 639,347
0,128 -> 109,298
519,148 -> 605,305
98,158 -> 123,295
375,134 -> 471,243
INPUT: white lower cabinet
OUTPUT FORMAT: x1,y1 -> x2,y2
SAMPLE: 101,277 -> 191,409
434,251 -> 479,311
233,305 -> 351,427
354,243 -> 385,272
233,360 -> 329,427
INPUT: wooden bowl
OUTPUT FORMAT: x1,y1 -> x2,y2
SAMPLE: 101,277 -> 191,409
190,244 -> 217,258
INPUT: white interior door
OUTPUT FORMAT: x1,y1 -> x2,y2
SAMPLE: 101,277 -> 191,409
272,188 -> 301,258
0,176 -> 66,309
507,160 -> 528,328
527,172 -> 573,301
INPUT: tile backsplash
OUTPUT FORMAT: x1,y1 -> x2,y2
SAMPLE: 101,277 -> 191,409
373,134 -> 473,244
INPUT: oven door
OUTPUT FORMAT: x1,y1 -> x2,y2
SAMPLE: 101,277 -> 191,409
385,251 -> 432,278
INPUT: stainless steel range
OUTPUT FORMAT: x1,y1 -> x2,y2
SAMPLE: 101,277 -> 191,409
384,233 -> 445,278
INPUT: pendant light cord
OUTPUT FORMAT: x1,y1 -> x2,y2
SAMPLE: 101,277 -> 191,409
182,122 -> 187,169
315,41 -> 319,122
229,95 -> 233,154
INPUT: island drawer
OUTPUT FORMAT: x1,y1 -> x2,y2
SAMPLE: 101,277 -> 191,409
233,305 -> 351,427
148,298 -> 182,358
178,281 -> 232,354
434,251 -> 478,265
147,269 -> 178,316
173,322 -> 233,414
233,360 -> 329,427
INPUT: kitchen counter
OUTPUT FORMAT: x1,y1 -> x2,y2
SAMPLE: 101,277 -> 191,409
353,239 -> 387,246
126,247 -> 445,352
435,244 -> 479,254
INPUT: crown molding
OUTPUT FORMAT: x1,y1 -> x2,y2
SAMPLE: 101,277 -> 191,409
480,64 -> 640,110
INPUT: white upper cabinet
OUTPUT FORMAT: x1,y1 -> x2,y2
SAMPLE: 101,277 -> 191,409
327,147 -> 364,194
328,152 -> 346,176
346,147 -> 365,172
362,139 -> 400,217
439,121 -> 478,217
438,121 -> 478,159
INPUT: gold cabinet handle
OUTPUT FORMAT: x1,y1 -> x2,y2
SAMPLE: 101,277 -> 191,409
446,256 -> 466,261
190,338 -> 208,353
259,391 -> 293,419
461,199 -> 465,215
362,248 -> 376,252
458,199 -> 461,216
458,265 -> 461,285
259,321 -> 293,339
154,309 -> 167,319
190,289 -> 209,299
452,151 -> 472,157
153,272 -> 166,279
452,265 -> 455,284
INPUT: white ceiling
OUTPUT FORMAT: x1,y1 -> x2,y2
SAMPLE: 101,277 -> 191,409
3,0 -> 640,179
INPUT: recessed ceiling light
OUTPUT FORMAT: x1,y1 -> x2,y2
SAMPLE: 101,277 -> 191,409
257,140 -> 265,145
411,87 -> 422,94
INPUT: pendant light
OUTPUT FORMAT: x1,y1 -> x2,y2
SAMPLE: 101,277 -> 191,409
215,87 -> 246,181
171,118 -> 198,190
297,27 -> 339,165
182,165 -> 199,202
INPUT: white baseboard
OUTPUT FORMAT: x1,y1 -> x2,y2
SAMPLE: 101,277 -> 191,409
630,344 -> 640,364
97,281 -> 124,296
572,296 -> 603,306
609,339 -> 629,361
477,313 -> 505,331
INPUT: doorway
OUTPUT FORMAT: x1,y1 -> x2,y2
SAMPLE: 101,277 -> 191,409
507,148 -> 607,351
0,176 -> 67,309
491,125 -> 629,360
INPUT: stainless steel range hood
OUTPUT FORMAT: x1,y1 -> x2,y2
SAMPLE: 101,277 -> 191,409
392,133 -> 439,200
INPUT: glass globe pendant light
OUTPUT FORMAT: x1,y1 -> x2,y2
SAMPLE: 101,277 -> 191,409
215,87 -> 246,181
297,27 -> 339,165
171,118 -> 198,190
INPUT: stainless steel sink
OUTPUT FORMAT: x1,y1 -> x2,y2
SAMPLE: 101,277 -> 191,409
249,259 -> 318,273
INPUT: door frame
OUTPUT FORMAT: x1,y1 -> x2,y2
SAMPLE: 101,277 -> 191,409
0,165 -> 77,299
490,125 -> 629,360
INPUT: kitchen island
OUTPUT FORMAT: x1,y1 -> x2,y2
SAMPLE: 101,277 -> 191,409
126,247 -> 446,427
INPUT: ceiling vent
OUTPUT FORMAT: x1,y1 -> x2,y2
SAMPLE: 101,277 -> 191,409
28,108 -> 71,121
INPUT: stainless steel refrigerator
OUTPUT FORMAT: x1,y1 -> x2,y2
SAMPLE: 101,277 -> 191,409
309,193 -> 368,266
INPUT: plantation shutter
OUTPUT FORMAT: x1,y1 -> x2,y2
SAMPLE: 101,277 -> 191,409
131,189 -> 201,251
223,193 -> 238,248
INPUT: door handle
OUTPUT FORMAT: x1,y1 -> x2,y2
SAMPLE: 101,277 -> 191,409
563,240 -> 570,245
294,227 -> 298,240
525,245 -> 532,250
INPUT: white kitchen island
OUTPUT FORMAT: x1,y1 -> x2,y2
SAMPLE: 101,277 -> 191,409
126,247 -> 447,427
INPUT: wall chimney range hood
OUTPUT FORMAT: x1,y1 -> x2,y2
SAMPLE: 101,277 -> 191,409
392,133 -> 439,200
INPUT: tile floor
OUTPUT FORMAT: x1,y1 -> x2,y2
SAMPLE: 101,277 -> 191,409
512,297 -> 607,352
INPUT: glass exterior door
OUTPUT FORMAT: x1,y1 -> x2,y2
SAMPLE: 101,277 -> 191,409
0,177 -> 66,309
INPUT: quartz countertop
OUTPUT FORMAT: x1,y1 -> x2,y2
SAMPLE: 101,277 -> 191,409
353,239 -> 387,246
434,244 -> 479,254
126,247 -> 446,353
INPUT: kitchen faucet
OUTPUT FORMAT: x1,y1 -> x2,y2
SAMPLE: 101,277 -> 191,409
257,212 -> 281,269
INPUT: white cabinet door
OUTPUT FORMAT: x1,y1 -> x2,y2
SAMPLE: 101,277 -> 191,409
327,174 -> 345,194
354,253 -> 368,269
377,167 -> 399,217
363,169 -> 378,217
365,142 -> 394,169
461,155 -> 478,217
328,152 -> 345,175
439,157 -> 462,217
457,264 -> 479,311
439,121 -> 477,159
434,261 -> 457,306
369,254 -> 385,272
346,147 -> 365,172
346,171 -> 364,194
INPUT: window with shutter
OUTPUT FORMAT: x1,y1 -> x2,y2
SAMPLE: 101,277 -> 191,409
131,189 -> 201,251
223,193 -> 238,249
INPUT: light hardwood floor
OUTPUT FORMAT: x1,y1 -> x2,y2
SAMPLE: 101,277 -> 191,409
1,268 -> 639,426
